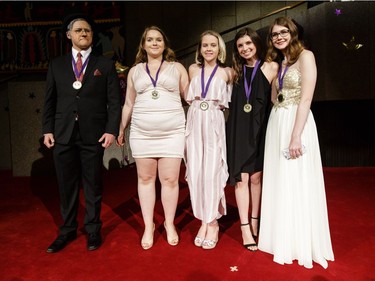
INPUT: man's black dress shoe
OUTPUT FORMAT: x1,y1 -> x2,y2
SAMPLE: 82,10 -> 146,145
87,232 -> 102,251
46,233 -> 77,253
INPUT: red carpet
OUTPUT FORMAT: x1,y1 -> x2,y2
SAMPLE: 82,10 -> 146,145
0,166 -> 374,281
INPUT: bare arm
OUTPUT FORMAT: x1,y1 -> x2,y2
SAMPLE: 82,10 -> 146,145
117,66 -> 136,146
175,62 -> 189,100
262,61 -> 279,104
188,64 -> 199,81
225,66 -> 234,84
289,50 -> 317,158
185,64 -> 199,103
270,78 -> 278,104
262,61 -> 279,84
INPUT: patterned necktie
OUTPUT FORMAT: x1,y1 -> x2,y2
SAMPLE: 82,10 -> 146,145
76,52 -> 83,81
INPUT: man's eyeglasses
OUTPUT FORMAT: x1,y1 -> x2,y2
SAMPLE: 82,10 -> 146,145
270,29 -> 290,40
73,28 -> 92,34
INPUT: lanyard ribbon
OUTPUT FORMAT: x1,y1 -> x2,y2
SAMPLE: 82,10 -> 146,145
243,60 -> 261,102
146,60 -> 164,87
278,64 -> 289,91
72,54 -> 89,81
201,64 -> 219,99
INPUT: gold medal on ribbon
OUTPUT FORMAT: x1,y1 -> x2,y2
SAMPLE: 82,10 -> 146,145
151,89 -> 159,99
73,81 -> 82,90
277,65 -> 289,103
200,101 -> 209,111
146,60 -> 163,100
243,103 -> 252,113
277,93 -> 284,103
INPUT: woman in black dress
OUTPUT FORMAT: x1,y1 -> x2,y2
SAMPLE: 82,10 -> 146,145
226,27 -> 278,251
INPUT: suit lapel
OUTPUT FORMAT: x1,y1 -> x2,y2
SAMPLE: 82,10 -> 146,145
83,54 -> 98,84
65,53 -> 77,83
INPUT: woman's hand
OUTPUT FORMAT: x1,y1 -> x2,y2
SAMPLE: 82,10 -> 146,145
116,131 -> 125,146
289,136 -> 303,159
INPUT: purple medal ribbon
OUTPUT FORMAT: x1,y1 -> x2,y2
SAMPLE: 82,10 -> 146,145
201,64 -> 219,99
146,59 -> 164,88
72,54 -> 89,80
243,59 -> 261,102
278,64 -> 289,91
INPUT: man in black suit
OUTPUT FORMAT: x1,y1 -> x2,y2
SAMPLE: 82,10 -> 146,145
42,13 -> 121,253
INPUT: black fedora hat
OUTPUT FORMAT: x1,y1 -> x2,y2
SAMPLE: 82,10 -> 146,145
62,13 -> 96,33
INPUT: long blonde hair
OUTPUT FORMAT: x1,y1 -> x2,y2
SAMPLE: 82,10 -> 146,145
195,30 -> 226,67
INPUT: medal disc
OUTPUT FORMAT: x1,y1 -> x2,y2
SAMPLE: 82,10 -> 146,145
151,90 -> 159,99
200,101 -> 209,111
243,103 -> 252,113
277,93 -> 284,103
73,81 -> 82,90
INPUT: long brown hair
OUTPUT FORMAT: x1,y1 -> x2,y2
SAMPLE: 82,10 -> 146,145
266,17 -> 304,66
232,27 -> 264,84
134,26 -> 176,65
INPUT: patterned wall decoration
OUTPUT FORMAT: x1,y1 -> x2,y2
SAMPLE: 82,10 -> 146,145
0,1 -> 125,73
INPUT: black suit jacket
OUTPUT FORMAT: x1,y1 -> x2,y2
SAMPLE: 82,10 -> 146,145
43,52 -> 121,144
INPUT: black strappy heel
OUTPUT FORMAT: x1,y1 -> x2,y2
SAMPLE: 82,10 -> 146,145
240,223 -> 257,251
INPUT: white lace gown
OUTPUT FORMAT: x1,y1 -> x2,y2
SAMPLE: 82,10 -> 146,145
258,68 -> 334,269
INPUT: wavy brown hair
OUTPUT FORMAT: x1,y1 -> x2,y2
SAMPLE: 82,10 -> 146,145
134,26 -> 176,65
266,17 -> 304,66
232,27 -> 264,84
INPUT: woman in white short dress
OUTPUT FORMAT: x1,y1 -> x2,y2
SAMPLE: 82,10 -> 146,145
118,26 -> 189,250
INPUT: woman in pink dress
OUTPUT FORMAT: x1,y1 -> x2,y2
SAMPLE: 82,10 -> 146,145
185,30 -> 233,250
117,26 -> 189,250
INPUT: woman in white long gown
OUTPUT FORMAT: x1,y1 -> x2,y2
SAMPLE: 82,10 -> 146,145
258,17 -> 334,269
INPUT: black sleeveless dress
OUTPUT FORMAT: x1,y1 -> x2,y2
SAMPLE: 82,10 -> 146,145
226,61 -> 272,186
